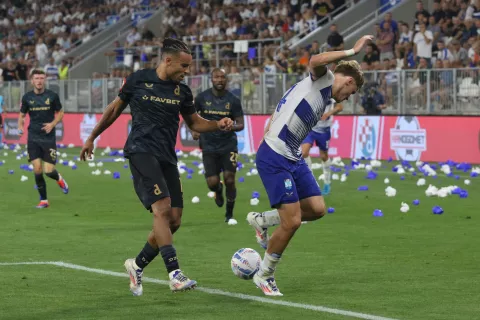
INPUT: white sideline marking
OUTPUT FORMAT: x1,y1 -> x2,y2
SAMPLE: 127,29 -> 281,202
0,261 -> 399,320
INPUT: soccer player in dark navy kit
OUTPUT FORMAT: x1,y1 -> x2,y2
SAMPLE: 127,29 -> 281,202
18,69 -> 69,209
80,39 -> 233,295
192,68 -> 244,225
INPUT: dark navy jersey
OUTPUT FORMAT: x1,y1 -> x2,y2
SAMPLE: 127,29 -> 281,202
20,89 -> 62,142
195,88 -> 243,153
119,68 -> 196,164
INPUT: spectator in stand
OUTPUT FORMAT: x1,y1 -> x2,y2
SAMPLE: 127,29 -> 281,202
312,0 -> 334,25
449,38 -> 469,67
415,1 -> 431,25
380,12 -> 399,41
468,40 -> 480,66
413,22 -> 433,66
44,57 -> 59,80
126,27 -> 142,45
326,24 -> 344,51
2,61 -> 18,82
363,43 -> 380,67
16,57 -> 28,81
431,1 -> 445,24
427,15 -> 442,51
309,40 -> 321,55
436,40 -> 454,61
377,21 -> 395,60
466,0 -> 480,20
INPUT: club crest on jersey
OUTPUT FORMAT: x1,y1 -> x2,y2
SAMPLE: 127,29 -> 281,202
225,102 -> 230,110
45,98 -> 50,105
174,85 -> 180,96
145,83 -> 153,88
284,179 -> 292,190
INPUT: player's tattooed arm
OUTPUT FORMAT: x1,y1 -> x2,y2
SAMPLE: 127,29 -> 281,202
80,97 -> 127,160
309,35 -> 373,80
183,113 -> 234,133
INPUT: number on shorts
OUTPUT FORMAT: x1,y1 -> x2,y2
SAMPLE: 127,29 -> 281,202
49,149 -> 57,161
230,152 -> 239,164
325,140 -> 330,150
153,184 -> 162,195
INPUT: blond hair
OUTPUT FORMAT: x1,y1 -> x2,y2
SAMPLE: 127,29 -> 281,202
334,60 -> 365,89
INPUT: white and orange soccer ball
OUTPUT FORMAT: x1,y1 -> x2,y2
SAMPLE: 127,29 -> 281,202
231,248 -> 261,280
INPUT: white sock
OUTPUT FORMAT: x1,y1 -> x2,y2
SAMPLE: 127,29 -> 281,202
322,159 -> 331,184
305,156 -> 312,170
261,209 -> 280,227
258,252 -> 281,277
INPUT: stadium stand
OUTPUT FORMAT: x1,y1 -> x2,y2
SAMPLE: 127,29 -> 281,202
0,0 -> 162,80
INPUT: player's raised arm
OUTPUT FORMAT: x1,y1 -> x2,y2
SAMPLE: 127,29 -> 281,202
80,97 -> 128,161
309,35 -> 374,80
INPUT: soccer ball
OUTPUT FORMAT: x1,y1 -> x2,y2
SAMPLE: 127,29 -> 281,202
231,248 -> 261,280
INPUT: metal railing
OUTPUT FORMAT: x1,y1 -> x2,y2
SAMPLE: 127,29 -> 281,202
1,68 -> 479,115
104,38 -> 284,71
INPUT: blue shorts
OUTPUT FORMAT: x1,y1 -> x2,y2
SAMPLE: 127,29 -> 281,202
302,130 -> 331,151
256,142 -> 322,208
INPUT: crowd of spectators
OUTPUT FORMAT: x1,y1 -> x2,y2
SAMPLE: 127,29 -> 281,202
0,0 -> 161,83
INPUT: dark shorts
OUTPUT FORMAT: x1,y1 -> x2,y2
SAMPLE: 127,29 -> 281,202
129,153 -> 183,211
202,150 -> 238,178
27,140 -> 57,164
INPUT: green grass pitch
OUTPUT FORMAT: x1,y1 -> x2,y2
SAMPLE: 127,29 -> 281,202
0,146 -> 479,320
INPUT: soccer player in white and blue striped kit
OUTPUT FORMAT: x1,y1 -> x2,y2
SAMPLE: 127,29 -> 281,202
247,35 -> 373,296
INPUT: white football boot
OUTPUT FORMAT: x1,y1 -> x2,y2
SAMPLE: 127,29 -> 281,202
124,258 -> 143,296
169,270 -> 197,292
253,272 -> 283,296
247,212 -> 269,249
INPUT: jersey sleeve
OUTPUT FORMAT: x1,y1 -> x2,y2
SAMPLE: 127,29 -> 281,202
20,95 -> 29,113
118,73 -> 136,103
231,96 -> 244,118
180,85 -> 196,116
52,93 -> 63,111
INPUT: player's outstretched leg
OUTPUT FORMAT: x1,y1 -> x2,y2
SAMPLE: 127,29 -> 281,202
45,164 -> 69,194
32,159 -> 48,208
320,150 -> 331,195
253,202 -> 303,297
124,207 -> 184,296
206,176 -> 224,207
223,171 -> 237,224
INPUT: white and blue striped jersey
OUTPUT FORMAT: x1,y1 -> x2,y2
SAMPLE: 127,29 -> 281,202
311,99 -> 336,133
264,70 -> 335,161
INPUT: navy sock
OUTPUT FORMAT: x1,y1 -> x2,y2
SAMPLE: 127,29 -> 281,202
159,245 -> 180,274
226,188 -> 236,219
135,242 -> 160,269
35,173 -> 47,200
45,170 -> 60,181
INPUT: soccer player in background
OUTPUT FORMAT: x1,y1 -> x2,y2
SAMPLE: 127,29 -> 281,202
301,101 -> 344,195
247,35 -> 372,296
192,68 -> 244,225
18,70 -> 69,208
80,38 -> 233,295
